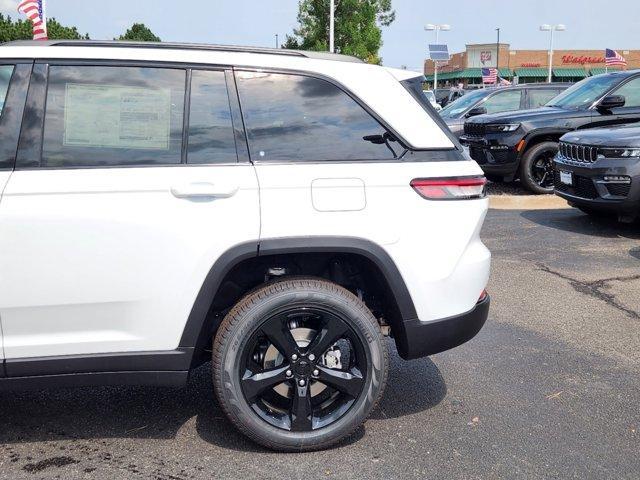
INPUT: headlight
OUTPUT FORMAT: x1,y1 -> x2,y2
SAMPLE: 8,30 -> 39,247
598,148 -> 640,159
485,123 -> 521,133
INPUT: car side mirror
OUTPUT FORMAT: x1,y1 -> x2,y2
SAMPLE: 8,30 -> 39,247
466,106 -> 487,118
597,94 -> 625,111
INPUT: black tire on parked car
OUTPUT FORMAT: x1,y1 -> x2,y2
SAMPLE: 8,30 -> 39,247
212,277 -> 389,452
519,141 -> 558,194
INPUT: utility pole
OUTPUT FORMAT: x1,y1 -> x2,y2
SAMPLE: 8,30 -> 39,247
495,27 -> 500,85
329,0 -> 335,53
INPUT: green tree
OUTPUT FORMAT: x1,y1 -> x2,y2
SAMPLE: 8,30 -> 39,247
117,23 -> 160,42
283,0 -> 395,64
0,14 -> 88,42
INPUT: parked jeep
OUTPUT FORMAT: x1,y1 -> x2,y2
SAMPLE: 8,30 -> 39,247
461,71 -> 640,193
0,40 -> 491,451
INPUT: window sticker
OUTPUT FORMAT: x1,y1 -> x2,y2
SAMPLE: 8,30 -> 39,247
63,83 -> 171,150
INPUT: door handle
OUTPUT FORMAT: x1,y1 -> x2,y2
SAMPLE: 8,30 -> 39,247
170,182 -> 238,199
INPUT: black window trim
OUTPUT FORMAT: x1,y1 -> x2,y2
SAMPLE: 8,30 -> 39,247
0,60 -> 33,171
15,59 -> 248,171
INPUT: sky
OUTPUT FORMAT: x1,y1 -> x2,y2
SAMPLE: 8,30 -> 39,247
1,0 -> 639,72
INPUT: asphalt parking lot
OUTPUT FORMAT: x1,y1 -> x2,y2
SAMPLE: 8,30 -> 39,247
1,199 -> 639,480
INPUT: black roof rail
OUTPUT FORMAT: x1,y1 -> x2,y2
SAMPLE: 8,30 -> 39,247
1,40 -> 364,63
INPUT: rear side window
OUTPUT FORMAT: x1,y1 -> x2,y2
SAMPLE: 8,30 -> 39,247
236,71 -> 396,161
42,66 -> 186,168
528,88 -> 562,108
483,90 -> 522,114
187,70 -> 237,164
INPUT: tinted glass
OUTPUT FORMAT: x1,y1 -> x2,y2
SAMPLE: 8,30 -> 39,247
548,75 -> 621,109
188,70 -> 237,164
483,90 -> 522,114
440,89 -> 489,118
42,66 -> 185,168
613,77 -> 640,108
0,65 -> 14,116
236,72 -> 396,161
528,88 -> 562,108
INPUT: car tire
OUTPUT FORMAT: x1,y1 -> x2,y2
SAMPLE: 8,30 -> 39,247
212,277 -> 389,452
519,141 -> 558,194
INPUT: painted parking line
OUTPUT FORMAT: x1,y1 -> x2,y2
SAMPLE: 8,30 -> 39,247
489,194 -> 570,210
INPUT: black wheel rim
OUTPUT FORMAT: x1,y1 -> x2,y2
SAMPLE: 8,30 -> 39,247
531,149 -> 557,189
240,306 -> 368,432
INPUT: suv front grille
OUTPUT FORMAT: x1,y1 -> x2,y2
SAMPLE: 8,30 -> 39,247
558,142 -> 598,163
464,123 -> 485,136
554,171 -> 598,199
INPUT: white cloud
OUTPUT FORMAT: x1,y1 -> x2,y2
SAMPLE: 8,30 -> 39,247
0,0 -> 18,15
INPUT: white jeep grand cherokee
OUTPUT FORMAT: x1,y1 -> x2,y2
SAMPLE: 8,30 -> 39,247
0,40 -> 491,451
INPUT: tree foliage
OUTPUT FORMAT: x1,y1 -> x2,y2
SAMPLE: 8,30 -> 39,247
117,23 -> 160,42
283,0 -> 395,64
0,14 -> 88,42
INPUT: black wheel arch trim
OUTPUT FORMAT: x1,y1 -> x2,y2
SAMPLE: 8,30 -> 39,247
178,236 -> 419,364
520,129 -> 569,158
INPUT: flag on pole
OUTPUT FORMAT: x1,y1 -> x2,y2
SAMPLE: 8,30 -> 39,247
605,49 -> 627,67
17,0 -> 48,40
482,68 -> 498,84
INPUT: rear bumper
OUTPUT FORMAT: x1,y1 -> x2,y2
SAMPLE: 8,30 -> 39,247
394,295 -> 490,360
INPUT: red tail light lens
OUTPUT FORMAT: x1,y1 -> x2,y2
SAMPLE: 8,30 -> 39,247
410,176 -> 487,200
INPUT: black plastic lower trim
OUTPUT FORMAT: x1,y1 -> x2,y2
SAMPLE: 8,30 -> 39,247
0,371 -> 188,391
4,348 -> 193,377
394,295 -> 490,360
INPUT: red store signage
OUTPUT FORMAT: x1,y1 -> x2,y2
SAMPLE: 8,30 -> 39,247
562,55 -> 605,65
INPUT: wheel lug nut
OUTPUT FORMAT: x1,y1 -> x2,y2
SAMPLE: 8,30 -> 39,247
291,354 -> 298,361
285,370 -> 292,377
299,379 -> 306,386
313,369 -> 319,377
308,354 -> 315,361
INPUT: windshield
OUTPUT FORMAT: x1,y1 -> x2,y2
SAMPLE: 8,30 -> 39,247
440,89 -> 489,119
423,90 -> 436,103
547,75 -> 622,109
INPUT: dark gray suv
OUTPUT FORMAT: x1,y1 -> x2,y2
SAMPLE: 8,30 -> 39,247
442,83 -> 570,137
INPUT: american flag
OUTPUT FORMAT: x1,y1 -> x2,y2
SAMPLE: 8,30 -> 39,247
482,68 -> 497,84
605,49 -> 627,67
17,0 -> 48,40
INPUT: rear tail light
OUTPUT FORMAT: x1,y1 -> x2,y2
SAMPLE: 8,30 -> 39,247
410,176 -> 487,200
478,289 -> 488,302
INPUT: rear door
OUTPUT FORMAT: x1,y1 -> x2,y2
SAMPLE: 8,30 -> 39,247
0,63 -> 260,361
0,62 -> 31,372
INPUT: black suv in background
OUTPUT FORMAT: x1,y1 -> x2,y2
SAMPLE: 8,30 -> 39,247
554,124 -> 640,222
442,83 -> 570,137
461,71 -> 640,193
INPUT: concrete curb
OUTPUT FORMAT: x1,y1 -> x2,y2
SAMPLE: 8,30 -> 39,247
489,195 -> 570,210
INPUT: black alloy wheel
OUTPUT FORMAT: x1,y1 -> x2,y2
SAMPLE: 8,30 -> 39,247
520,141 -> 559,194
212,278 -> 388,452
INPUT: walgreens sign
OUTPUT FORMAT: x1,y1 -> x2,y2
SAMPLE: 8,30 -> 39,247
562,55 -> 605,65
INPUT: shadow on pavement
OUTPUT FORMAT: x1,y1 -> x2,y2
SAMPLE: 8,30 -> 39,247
0,345 -> 446,452
520,208 -> 640,240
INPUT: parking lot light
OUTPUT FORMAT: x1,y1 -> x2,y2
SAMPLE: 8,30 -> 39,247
424,23 -> 451,89
540,24 -> 567,83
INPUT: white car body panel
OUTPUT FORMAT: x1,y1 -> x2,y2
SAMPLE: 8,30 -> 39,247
256,160 -> 490,322
0,166 -> 259,358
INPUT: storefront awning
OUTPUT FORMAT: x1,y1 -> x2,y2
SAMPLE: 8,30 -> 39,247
553,68 -> 587,78
514,67 -> 548,78
589,67 -> 622,75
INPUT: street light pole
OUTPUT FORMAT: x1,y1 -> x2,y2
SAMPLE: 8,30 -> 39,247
540,24 -> 566,83
496,27 -> 500,85
425,24 -> 451,90
275,34 -> 279,49
329,0 -> 335,53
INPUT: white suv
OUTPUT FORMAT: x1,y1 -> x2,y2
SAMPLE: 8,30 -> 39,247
0,41 -> 491,451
